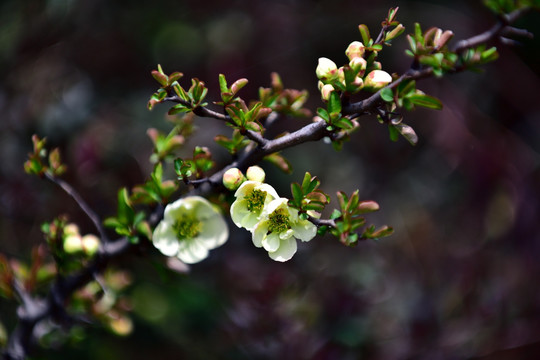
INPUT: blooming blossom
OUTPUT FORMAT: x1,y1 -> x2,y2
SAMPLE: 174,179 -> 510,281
230,181 -> 279,231
252,198 -> 317,262
152,196 -> 228,264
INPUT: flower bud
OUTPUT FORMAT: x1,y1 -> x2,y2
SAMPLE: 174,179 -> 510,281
316,57 -> 338,81
63,223 -> 80,237
372,61 -> 382,70
351,76 -> 364,89
363,70 -> 392,91
320,84 -> 335,101
349,57 -> 367,75
345,41 -> 365,60
337,67 -> 346,86
246,166 -> 266,182
223,168 -> 246,190
81,234 -> 100,256
63,233 -> 83,254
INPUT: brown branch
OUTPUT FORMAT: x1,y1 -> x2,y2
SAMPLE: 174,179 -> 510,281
2,237 -> 132,360
451,7 -> 533,52
44,173 -> 109,243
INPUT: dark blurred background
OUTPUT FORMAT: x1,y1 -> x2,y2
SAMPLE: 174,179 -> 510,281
1,0 -> 539,359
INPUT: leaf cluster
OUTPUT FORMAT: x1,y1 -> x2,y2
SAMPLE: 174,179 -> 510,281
289,172 -> 330,219
23,135 -> 67,178
104,189 -> 152,243
324,190 -> 393,246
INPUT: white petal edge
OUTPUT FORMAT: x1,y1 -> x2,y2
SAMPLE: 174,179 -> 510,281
292,220 -> 317,242
268,237 -> 297,262
177,239 -> 210,264
152,221 -> 180,256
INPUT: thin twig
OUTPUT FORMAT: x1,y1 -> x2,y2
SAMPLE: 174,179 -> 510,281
44,173 -> 109,243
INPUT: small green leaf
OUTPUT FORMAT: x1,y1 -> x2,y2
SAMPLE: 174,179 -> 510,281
301,172 -> 312,193
380,87 -> 394,102
395,123 -> 418,145
316,107 -> 330,123
218,74 -> 228,94
291,182 -> 303,207
330,209 -> 342,220
264,153 -> 292,174
358,24 -> 370,45
151,70 -> 168,87
117,188 -> 134,225
407,93 -> 443,110
388,124 -> 399,142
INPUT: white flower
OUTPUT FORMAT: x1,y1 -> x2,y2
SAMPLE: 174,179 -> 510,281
252,198 -> 317,262
230,181 -> 279,231
152,196 -> 228,264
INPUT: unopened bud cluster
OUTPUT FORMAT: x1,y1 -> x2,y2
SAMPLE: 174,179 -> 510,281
316,40 -> 392,101
63,224 -> 100,257
223,165 -> 265,190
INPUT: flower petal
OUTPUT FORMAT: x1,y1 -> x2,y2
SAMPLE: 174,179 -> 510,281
177,239 -> 210,264
230,199 -> 250,228
197,214 -> 229,249
268,237 -> 297,262
234,181 -> 257,198
252,221 -> 269,248
152,221 -> 179,256
262,232 -> 281,252
292,220 -> 317,242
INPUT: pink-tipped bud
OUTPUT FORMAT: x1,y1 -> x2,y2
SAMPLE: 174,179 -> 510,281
345,41 -> 365,60
320,84 -> 335,101
223,168 -> 246,190
349,57 -> 367,75
372,61 -> 382,70
316,57 -> 338,81
363,70 -> 392,91
246,166 -> 266,182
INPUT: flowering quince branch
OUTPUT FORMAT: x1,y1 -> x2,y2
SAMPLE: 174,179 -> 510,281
43,172 -> 110,244
2,4 -> 539,359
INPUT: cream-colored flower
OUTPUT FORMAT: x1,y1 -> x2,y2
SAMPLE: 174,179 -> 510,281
252,198 -> 317,262
230,181 -> 279,231
152,196 -> 228,264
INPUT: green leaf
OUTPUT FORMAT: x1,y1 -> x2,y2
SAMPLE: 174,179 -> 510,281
301,172 -> 312,193
151,70 -> 168,87
316,107 -> 330,123
358,24 -> 370,45
414,22 -> 423,43
330,209 -> 342,220
291,182 -> 303,207
395,123 -> 418,145
333,117 -> 354,130
218,73 -> 228,94
231,78 -> 248,94
117,188 -> 134,225
407,93 -> 443,110
388,124 -> 399,142
380,87 -> 394,102
168,103 -> 191,115
397,79 -> 416,97
264,153 -> 292,174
